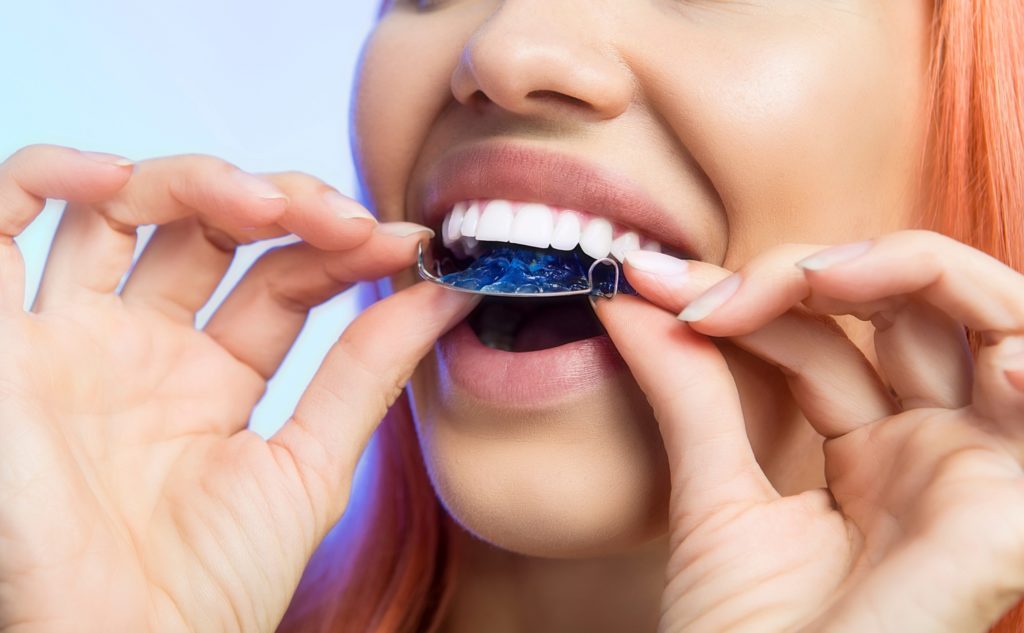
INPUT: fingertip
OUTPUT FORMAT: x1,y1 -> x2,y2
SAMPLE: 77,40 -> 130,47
322,190 -> 377,223
374,221 -> 435,240
297,190 -> 377,250
4,145 -> 135,204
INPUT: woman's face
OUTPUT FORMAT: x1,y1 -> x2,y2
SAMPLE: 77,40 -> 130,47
352,0 -> 932,557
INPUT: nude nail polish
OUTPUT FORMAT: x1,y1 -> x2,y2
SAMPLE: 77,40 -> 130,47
678,273 -> 741,322
796,240 -> 874,271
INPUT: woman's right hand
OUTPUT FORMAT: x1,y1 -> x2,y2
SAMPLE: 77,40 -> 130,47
0,145 -> 477,633
596,237 -> 1024,633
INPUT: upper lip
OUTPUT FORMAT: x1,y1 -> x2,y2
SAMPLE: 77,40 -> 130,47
415,143 -> 700,260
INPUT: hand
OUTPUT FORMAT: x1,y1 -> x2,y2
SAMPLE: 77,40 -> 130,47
0,145 -> 478,633
594,231 -> 1024,633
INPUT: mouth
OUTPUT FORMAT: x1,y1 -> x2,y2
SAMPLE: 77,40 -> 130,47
416,143 -> 696,403
428,197 -> 672,352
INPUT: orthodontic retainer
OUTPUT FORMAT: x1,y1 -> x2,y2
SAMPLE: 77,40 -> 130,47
416,242 -> 625,299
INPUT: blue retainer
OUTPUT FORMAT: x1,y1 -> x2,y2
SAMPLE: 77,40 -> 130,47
438,245 -> 636,296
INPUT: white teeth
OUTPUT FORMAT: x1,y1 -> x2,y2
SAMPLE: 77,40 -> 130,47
550,212 -> 581,251
441,213 -> 455,248
441,199 -> 665,261
475,200 -> 514,242
445,201 -> 466,243
610,231 -> 641,262
579,218 -> 613,259
461,202 -> 480,237
509,203 -> 554,248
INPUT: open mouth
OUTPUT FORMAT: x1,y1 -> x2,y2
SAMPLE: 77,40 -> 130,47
428,198 -> 668,352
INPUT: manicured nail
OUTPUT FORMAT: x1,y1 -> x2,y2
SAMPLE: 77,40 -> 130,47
678,273 -> 741,322
623,250 -> 689,278
1003,339 -> 1024,392
231,170 -> 289,201
375,221 -> 435,239
323,190 -> 377,223
82,151 -> 133,167
796,240 -> 874,271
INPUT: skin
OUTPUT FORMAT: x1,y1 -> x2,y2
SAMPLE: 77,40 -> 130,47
356,0 -> 929,559
2,1 -> 1024,633
353,0 -> 1017,630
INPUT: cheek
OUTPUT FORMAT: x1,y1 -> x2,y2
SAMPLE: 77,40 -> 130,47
351,16 -> 461,221
408,367 -> 670,558
639,17 -> 928,266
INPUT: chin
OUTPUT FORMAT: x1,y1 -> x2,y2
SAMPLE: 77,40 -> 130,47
407,322 -> 672,558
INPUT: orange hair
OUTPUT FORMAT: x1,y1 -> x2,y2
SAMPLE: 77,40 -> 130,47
277,0 -> 1024,630
921,0 -> 1024,628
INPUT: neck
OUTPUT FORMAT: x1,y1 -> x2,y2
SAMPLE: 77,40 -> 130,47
437,525 -> 668,633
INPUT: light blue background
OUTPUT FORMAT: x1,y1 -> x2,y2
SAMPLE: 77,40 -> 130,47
2,1 -> 379,438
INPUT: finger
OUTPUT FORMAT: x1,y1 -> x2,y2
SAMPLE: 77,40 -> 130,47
623,250 -> 897,438
674,232 -> 989,412
871,299 -> 973,410
34,154 -> 290,310
0,144 -> 133,312
681,230 -> 1024,342
973,335 -> 1024,433
267,282 -> 479,528
592,294 -> 777,527
120,173 -> 378,323
204,224 -> 434,378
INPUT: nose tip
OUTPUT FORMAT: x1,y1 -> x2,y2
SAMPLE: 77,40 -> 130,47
450,9 -> 634,121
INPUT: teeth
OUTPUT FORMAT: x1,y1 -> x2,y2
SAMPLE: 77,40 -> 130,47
461,202 -> 480,237
445,201 -> 467,243
509,203 -> 554,248
439,199 -> 667,261
475,200 -> 514,242
579,218 -> 613,259
550,212 -> 581,251
610,231 -> 641,262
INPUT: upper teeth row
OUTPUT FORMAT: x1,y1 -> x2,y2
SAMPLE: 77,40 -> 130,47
440,199 -> 661,262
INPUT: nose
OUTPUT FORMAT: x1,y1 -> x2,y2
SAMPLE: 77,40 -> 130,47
450,1 -> 634,121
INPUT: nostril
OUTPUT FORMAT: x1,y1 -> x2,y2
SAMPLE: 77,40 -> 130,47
467,91 -> 492,112
527,90 -> 592,111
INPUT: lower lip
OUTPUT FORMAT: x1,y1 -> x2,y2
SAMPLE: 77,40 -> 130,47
435,320 -> 626,407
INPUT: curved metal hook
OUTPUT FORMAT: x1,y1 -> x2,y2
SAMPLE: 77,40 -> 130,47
586,257 -> 620,300
416,242 -> 621,299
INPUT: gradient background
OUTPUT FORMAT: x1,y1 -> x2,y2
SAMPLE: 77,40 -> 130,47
3,1 -> 379,438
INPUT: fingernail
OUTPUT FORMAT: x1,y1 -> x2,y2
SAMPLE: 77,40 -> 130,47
82,151 -> 133,167
375,221 -> 435,239
231,170 -> 289,201
323,190 -> 377,223
796,240 -> 874,271
623,250 -> 689,278
678,273 -> 741,322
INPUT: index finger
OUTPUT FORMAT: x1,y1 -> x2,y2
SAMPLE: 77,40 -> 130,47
0,144 -> 134,311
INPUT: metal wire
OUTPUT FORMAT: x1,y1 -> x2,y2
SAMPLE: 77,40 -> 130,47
416,242 -> 620,299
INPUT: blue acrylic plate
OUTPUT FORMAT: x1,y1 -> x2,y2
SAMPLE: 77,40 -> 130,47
418,244 -> 635,298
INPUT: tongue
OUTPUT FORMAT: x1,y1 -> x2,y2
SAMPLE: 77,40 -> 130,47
513,298 -> 606,352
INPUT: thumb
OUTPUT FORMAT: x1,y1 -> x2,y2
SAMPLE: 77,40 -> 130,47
592,296 -> 776,526
269,282 -> 479,529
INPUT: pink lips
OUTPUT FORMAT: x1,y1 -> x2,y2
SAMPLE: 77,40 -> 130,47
419,142 -> 682,405
437,321 -> 626,407
417,142 -> 700,261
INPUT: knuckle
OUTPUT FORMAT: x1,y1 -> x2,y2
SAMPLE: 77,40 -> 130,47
901,228 -> 952,250
6,143 -> 59,166
271,170 -> 325,187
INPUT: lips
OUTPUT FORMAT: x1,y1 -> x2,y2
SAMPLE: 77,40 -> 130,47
413,142 -> 685,405
416,143 -> 699,262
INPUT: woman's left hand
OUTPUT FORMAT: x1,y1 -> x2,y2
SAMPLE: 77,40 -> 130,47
593,229 -> 1024,633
